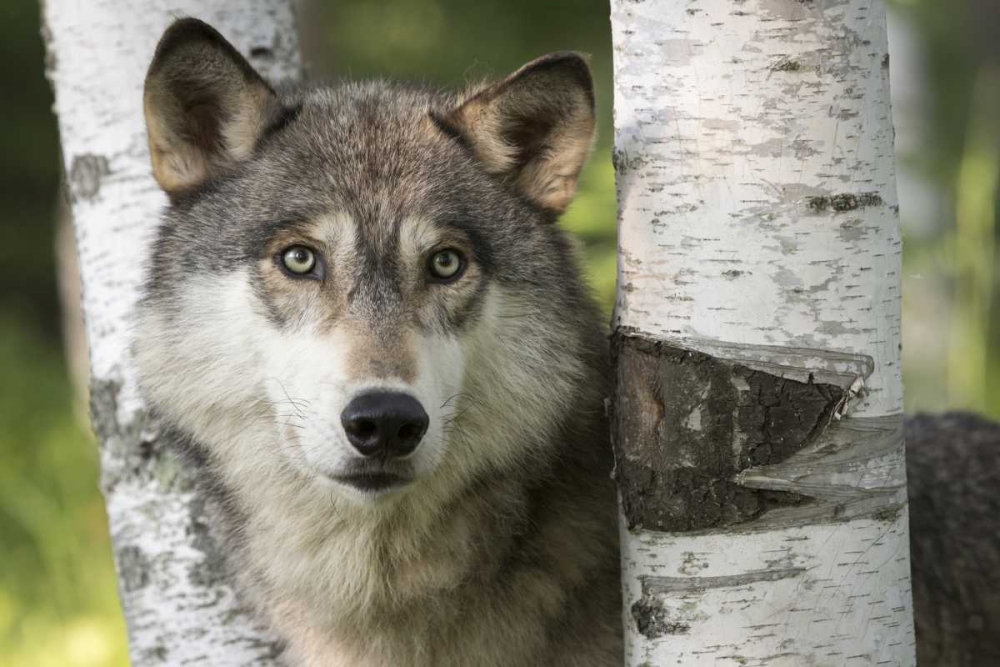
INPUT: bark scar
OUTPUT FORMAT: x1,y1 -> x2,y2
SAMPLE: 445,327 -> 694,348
609,330 -> 892,533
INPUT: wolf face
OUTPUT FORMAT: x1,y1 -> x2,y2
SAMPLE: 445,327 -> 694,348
133,19 -> 604,510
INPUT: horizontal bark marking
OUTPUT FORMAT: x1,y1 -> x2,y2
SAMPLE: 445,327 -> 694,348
611,330 -> 849,532
641,567 -> 807,595
806,191 -> 884,213
629,568 -> 806,640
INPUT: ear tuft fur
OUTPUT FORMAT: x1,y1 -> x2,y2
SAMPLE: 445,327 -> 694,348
144,18 -> 279,195
437,53 -> 596,215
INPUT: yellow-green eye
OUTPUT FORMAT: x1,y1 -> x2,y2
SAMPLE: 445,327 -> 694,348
428,249 -> 465,281
281,246 -> 316,275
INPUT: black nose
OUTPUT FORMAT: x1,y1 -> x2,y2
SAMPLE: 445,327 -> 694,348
340,392 -> 429,458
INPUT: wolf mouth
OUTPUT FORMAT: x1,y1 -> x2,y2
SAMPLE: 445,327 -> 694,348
327,461 -> 413,493
329,471 -> 412,493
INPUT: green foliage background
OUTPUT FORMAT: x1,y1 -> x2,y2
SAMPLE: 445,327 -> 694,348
0,0 -> 996,664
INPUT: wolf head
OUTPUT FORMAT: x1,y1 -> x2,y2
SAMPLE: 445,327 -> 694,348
134,19 -> 605,509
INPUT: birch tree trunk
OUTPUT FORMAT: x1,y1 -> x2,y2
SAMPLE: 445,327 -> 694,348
609,0 -> 915,665
42,2 -> 301,663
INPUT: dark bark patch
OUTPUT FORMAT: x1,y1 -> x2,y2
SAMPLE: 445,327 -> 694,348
140,646 -> 169,662
188,494 -> 231,589
806,192 -> 883,213
610,331 -> 844,532
117,545 -> 151,592
612,147 -> 646,175
771,58 -> 802,72
69,153 -> 110,201
89,377 -> 123,444
631,597 -> 690,639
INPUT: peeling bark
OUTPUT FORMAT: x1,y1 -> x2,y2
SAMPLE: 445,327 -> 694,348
612,331 -> 846,532
610,0 -> 915,664
42,2 -> 301,663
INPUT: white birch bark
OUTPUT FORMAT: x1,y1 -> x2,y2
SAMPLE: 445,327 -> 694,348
610,0 -> 915,665
42,2 -> 301,663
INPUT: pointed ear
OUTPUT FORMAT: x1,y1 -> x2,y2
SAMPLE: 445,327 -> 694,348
437,53 -> 596,215
144,18 -> 280,195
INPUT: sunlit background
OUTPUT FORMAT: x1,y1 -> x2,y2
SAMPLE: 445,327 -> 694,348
0,0 -> 997,664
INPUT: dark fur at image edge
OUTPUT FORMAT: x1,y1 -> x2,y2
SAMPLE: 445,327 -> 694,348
907,413 -> 1000,666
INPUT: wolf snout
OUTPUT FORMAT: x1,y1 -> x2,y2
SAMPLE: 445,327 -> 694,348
340,392 -> 429,458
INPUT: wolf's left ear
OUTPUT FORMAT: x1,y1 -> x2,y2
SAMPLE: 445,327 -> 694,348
437,53 -> 596,215
144,18 -> 280,195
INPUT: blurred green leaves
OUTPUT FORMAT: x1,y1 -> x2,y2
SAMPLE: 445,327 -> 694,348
947,67 -> 999,413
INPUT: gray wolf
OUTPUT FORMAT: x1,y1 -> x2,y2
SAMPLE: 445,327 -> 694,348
134,17 -> 621,667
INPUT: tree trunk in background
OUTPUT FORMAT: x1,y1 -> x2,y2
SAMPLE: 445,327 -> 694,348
609,0 -> 915,664
42,2 -> 301,664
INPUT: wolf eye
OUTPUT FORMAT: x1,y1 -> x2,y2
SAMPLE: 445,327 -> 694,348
428,249 -> 465,282
280,246 -> 317,276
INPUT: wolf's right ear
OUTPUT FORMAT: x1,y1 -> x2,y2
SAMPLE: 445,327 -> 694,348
144,18 -> 279,195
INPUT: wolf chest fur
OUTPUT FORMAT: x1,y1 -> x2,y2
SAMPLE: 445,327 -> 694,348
134,18 -> 622,666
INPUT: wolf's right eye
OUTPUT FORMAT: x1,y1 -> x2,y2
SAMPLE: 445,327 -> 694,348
280,246 -> 318,277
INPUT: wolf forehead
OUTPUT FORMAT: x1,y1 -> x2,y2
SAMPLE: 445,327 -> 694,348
232,83 -> 502,220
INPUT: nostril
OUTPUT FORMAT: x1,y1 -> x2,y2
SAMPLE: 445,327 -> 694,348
345,419 -> 378,439
397,422 -> 425,443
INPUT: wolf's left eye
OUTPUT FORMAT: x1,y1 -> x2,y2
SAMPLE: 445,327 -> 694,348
428,249 -> 466,282
280,246 -> 317,276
